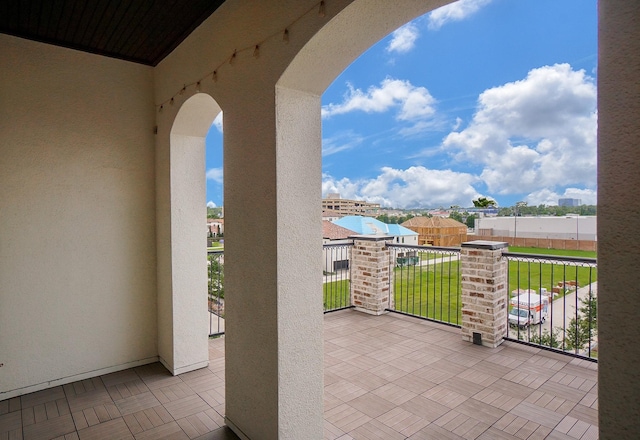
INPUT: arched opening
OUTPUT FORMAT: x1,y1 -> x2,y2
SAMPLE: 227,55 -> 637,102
158,92 -> 221,375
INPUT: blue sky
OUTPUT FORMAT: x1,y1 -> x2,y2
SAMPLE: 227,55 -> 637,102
206,0 -> 597,209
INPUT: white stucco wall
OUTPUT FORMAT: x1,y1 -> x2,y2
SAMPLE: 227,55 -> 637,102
153,1 -> 454,438
0,34 -> 157,398
476,216 -> 597,240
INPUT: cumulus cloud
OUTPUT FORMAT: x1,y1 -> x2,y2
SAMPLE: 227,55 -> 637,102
322,166 -> 479,209
322,78 -> 437,121
212,112 -> 223,133
387,23 -> 420,53
525,188 -> 597,206
206,167 -> 223,183
428,0 -> 493,30
443,63 -> 596,195
207,201 -> 217,208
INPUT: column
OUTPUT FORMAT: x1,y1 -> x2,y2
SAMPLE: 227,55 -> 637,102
460,240 -> 509,348
351,235 -> 394,315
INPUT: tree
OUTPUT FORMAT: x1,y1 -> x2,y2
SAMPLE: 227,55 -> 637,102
472,197 -> 497,208
465,213 -> 478,229
449,210 -> 464,223
208,254 -> 224,304
564,293 -> 597,354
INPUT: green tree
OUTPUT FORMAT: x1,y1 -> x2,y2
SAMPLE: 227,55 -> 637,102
208,254 -> 224,304
564,293 -> 597,353
472,197 -> 497,208
528,328 -> 564,349
449,211 -> 464,223
465,213 -> 477,229
207,207 -> 223,218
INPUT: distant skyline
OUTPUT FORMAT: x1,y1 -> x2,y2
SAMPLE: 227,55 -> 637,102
206,0 -> 597,209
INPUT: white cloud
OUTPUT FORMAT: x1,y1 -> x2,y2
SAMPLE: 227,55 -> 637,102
207,201 -> 217,208
387,23 -> 419,54
322,78 -> 437,121
322,131 -> 364,156
428,0 -> 493,30
206,167 -> 223,183
212,112 -> 223,133
322,166 -> 479,209
525,188 -> 597,206
443,63 -> 597,195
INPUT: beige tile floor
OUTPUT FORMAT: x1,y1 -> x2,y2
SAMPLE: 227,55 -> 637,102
0,310 -> 598,439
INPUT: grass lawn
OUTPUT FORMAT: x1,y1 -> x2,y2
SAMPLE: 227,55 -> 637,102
323,279 -> 350,311
393,261 -> 461,325
508,259 -> 597,298
508,246 -> 596,259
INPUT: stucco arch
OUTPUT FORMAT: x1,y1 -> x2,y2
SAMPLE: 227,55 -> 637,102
157,92 -> 221,375
278,0 -> 453,94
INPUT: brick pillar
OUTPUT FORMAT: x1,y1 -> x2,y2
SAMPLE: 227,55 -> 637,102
351,235 -> 394,315
460,240 -> 509,348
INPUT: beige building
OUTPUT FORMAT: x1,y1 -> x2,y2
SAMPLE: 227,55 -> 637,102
322,194 -> 380,216
1,2 -> 639,439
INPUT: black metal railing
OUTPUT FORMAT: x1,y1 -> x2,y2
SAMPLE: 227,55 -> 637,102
387,244 -> 462,326
208,250 -> 225,336
503,252 -> 598,361
323,241 -> 353,312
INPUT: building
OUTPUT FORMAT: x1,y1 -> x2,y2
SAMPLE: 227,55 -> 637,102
475,216 -> 597,241
1,2 -> 639,439
401,216 -> 468,247
332,216 -> 418,245
322,220 -> 356,272
558,198 -> 582,207
322,194 -> 380,217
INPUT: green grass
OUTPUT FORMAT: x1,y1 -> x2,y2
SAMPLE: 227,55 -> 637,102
393,261 -> 461,325
323,279 -> 350,311
508,260 -> 597,298
508,246 -> 596,259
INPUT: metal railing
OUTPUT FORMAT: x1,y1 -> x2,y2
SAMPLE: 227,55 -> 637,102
323,241 -> 353,312
503,252 -> 598,361
387,244 -> 462,326
208,250 -> 225,336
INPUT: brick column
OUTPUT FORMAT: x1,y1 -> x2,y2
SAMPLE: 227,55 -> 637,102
460,240 -> 509,348
351,235 -> 394,315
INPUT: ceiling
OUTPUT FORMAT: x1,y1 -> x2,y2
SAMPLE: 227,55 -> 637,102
0,0 -> 227,66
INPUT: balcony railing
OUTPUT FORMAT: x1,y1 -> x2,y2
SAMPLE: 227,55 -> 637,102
503,252 -> 598,360
209,241 -> 597,361
208,250 -> 224,336
387,244 -> 462,326
323,241 -> 353,312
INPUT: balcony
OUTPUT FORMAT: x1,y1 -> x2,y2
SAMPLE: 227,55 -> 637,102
0,309 -> 597,440
1,240 -> 599,439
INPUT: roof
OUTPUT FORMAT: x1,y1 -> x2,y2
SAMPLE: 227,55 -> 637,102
333,216 -> 417,237
322,220 -> 357,240
0,0 -> 226,66
402,216 -> 467,229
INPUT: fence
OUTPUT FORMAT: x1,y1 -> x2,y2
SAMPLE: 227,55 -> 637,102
208,241 -> 598,361
323,241 -> 353,312
387,244 -> 462,326
208,250 -> 224,336
503,252 -> 598,360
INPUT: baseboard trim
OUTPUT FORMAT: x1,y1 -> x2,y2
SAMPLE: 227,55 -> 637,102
0,356 -> 159,400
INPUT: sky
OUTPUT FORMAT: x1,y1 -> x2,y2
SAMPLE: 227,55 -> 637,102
206,0 -> 598,210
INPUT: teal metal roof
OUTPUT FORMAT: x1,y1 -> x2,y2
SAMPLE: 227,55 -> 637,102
332,216 -> 417,236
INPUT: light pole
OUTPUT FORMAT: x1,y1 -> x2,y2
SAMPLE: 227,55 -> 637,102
514,201 -> 527,242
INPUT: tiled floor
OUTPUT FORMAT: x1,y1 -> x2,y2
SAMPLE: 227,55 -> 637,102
1,309 -> 598,439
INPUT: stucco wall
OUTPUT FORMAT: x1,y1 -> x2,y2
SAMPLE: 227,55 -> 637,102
0,34 -> 157,398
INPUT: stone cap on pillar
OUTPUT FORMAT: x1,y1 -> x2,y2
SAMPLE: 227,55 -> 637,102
461,240 -> 508,250
349,234 -> 394,241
